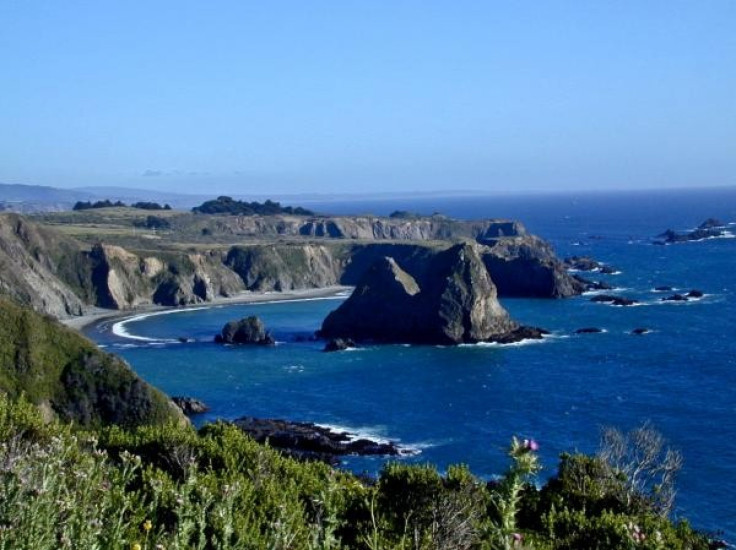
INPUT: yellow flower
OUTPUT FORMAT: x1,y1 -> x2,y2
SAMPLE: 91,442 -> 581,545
131,544 -> 142,550
143,519 -> 153,532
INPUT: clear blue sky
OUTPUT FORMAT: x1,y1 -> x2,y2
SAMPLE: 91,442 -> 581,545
1,1 -> 734,195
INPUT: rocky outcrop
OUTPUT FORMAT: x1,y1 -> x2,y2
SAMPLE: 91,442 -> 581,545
90,245 -> 244,309
564,256 -> 618,274
0,214 -> 584,319
657,219 -> 732,243
320,243 -> 520,345
661,290 -> 704,302
323,338 -> 357,352
225,244 -> 340,291
215,316 -> 275,345
172,396 -> 209,415
0,214 -> 87,317
232,416 -> 403,464
200,214 -> 527,243
590,295 -> 638,306
483,237 -> 585,297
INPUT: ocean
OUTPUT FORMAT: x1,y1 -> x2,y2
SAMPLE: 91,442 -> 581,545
87,187 -> 736,539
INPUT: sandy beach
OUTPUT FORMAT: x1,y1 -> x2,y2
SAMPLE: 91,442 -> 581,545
60,285 -> 352,332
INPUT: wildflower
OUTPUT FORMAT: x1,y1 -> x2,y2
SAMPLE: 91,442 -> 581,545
512,532 -> 523,546
522,439 -> 539,452
131,544 -> 142,550
143,519 -> 153,532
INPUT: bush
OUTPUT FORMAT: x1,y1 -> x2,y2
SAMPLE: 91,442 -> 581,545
0,394 -> 717,549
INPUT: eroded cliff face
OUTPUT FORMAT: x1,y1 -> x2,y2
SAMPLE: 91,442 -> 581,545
0,214 -> 582,317
198,215 -> 527,243
89,244 -> 244,309
319,243 -> 519,344
0,214 -> 86,317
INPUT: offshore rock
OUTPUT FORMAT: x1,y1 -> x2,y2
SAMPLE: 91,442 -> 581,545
320,243 -> 520,345
657,219 -> 730,243
323,338 -> 357,352
171,396 -> 209,415
215,316 -> 275,345
590,295 -> 638,307
576,327 -> 604,334
232,416 -> 402,464
487,326 -> 548,344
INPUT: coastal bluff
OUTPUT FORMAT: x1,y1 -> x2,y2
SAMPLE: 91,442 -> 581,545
0,212 -> 583,318
319,242 -> 523,345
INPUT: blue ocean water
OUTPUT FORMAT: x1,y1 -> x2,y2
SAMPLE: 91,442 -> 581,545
88,187 -> 736,539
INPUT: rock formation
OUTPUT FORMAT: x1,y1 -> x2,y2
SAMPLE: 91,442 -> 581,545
657,219 -> 732,243
0,214 -> 585,319
232,416 -> 402,464
0,214 -> 86,317
320,243 -> 522,345
215,316 -> 275,345
172,396 -> 210,415
323,338 -> 357,352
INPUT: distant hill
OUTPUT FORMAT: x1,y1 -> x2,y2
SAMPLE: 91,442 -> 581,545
0,183 -> 208,212
0,296 -> 184,427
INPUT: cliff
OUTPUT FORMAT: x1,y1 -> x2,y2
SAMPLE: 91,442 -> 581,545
320,243 -> 519,344
89,244 -> 243,309
194,214 -> 527,243
0,297 -> 184,427
0,214 -> 88,317
0,214 -> 581,317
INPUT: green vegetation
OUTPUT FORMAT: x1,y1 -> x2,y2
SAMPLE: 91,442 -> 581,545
192,196 -> 314,216
0,389 -> 714,549
0,297 -> 181,427
73,200 -> 171,211
73,199 -> 127,210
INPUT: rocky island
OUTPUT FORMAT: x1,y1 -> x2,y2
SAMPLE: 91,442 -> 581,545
319,242 -> 541,345
656,218 -> 733,244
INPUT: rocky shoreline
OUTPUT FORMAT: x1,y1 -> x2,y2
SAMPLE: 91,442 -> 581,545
231,416 -> 408,464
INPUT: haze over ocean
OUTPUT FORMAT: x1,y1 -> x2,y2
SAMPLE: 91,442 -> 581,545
88,187 -> 736,540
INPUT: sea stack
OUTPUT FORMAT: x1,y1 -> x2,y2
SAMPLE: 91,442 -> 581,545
320,242 -> 520,345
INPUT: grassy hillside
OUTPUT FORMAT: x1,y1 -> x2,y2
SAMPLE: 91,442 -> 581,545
0,297 -> 183,427
0,393 -> 714,549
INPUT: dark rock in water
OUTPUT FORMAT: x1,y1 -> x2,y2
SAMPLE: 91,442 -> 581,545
699,218 -> 724,230
172,396 -> 209,415
215,316 -> 275,345
631,328 -> 650,335
662,294 -> 688,302
232,416 -> 403,464
687,289 -> 704,298
177,336 -> 195,343
611,297 -> 637,306
320,242 -> 519,345
574,275 -> 613,291
590,295 -> 637,307
487,326 -> 548,344
654,286 -> 673,292
564,256 -> 618,274
323,338 -> 357,352
590,294 -> 617,303
564,256 -> 601,271
576,327 -> 603,334
658,219 -> 728,243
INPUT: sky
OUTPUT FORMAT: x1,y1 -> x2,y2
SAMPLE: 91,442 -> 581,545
0,1 -> 734,196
